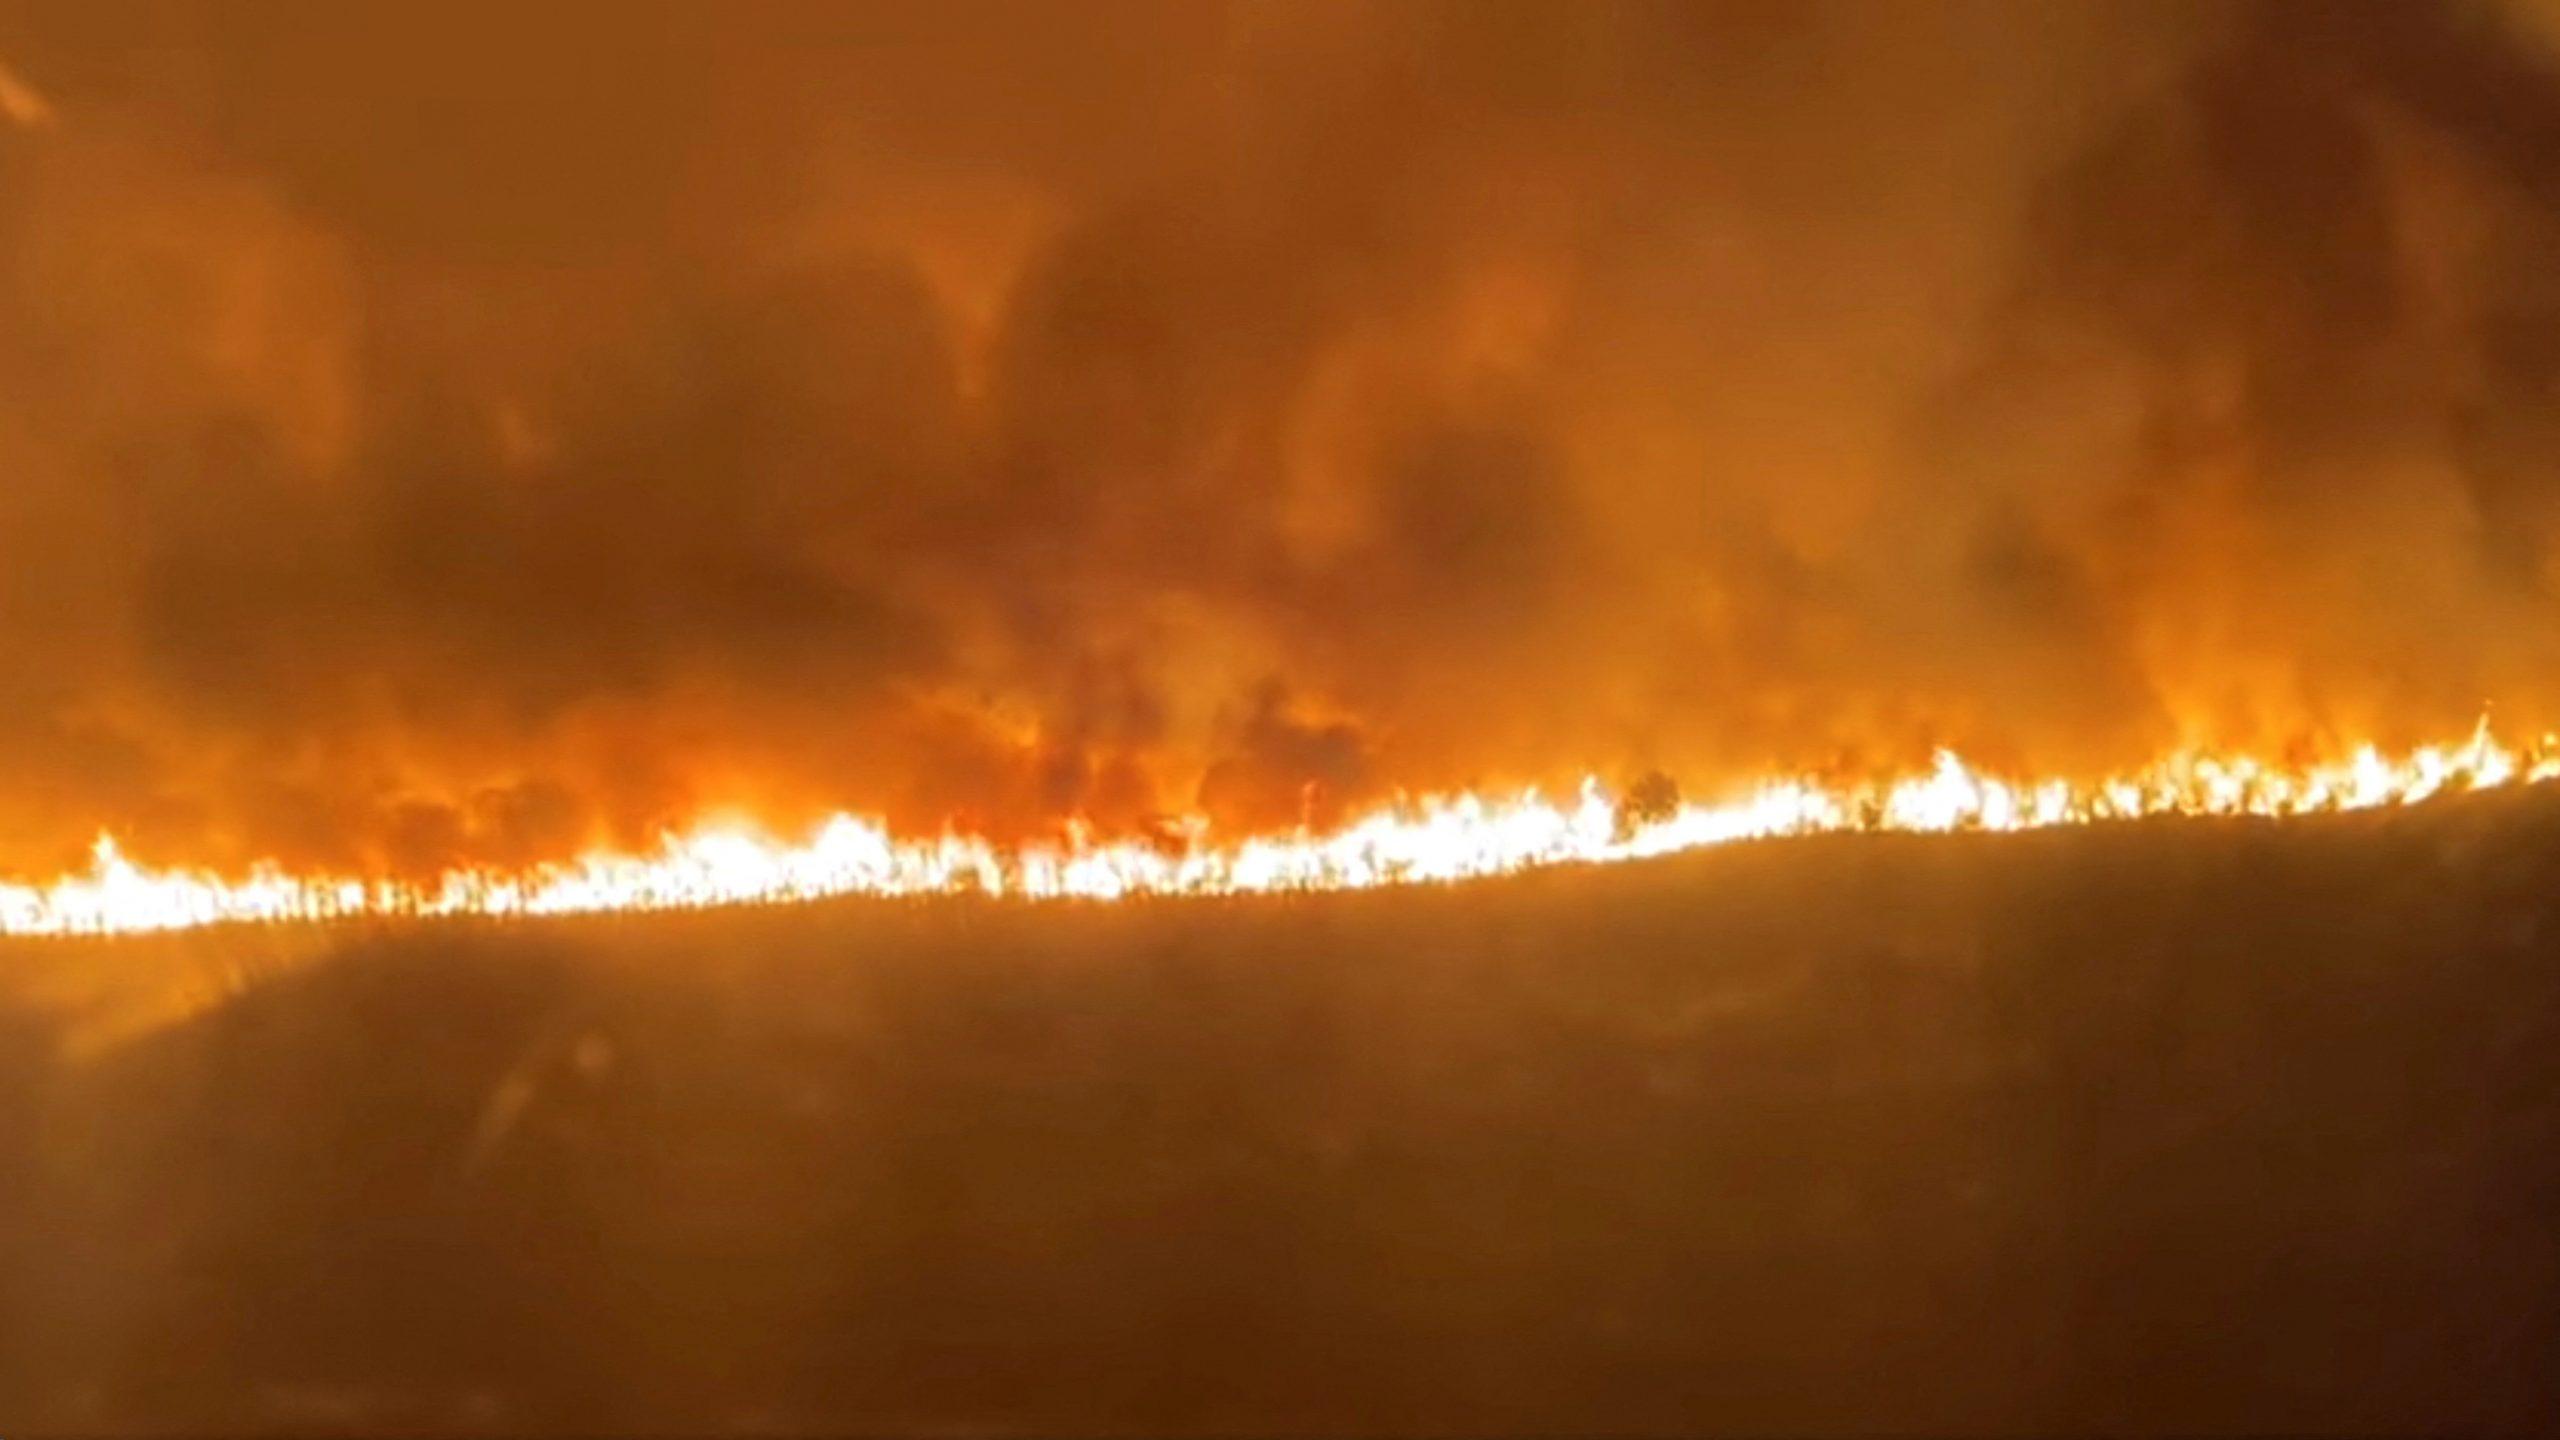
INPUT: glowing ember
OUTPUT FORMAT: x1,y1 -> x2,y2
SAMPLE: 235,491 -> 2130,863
5,726 -> 2555,938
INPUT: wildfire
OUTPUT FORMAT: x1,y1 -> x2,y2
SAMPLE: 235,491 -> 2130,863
5,726 -> 2555,938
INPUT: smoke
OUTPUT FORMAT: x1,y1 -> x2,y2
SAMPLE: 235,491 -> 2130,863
0,0 -> 2556,873
0,57 -> 49,130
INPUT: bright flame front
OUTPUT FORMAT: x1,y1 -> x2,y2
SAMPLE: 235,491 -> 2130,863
5,727 -> 2555,937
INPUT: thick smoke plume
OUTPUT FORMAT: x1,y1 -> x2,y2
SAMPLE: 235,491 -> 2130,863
1,1 -> 2558,874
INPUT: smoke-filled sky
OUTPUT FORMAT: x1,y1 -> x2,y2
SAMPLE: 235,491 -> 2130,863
3,0 -> 2560,874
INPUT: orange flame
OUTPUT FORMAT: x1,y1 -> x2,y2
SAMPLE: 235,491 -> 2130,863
5,724 -> 2554,938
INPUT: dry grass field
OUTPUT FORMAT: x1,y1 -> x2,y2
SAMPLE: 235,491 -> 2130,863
4,791 -> 2557,1434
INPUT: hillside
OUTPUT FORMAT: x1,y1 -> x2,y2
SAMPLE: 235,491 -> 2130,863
4,791 -> 2557,1434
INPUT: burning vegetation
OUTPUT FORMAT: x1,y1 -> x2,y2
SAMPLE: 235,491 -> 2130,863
9,725 -> 2554,936
2,2 -> 2560,912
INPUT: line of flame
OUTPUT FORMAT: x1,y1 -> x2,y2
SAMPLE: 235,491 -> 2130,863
5,725 -> 2555,938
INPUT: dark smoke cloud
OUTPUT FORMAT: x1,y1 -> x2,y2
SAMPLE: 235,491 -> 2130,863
0,0 -> 2555,873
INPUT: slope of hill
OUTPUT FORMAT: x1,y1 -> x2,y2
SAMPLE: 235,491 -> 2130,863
4,791 -> 2557,1434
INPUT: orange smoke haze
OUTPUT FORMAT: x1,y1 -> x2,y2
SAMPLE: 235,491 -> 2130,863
3,1 -> 2560,878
